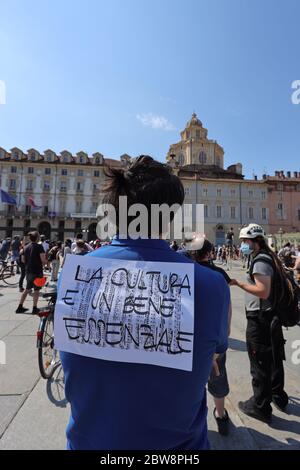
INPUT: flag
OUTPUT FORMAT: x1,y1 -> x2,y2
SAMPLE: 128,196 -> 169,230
0,189 -> 17,205
28,196 -> 42,210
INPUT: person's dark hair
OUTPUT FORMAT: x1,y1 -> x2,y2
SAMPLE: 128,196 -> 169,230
189,239 -> 214,263
102,155 -> 184,236
76,233 -> 83,239
65,239 -> 72,247
76,240 -> 86,249
283,242 -> 291,248
29,231 -> 39,243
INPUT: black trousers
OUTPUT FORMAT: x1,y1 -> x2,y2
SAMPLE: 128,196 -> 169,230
18,262 -> 26,289
246,312 -> 286,415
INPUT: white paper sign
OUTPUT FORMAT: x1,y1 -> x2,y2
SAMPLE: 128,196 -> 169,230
54,255 -> 195,371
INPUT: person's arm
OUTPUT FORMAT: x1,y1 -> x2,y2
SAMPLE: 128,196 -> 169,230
231,273 -> 271,300
40,253 -> 46,266
228,300 -> 232,337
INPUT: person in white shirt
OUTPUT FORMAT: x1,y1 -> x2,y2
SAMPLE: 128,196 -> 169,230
71,233 -> 93,254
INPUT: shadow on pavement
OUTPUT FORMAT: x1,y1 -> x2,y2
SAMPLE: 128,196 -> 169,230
209,422 -> 300,450
228,337 -> 247,352
46,363 -> 68,408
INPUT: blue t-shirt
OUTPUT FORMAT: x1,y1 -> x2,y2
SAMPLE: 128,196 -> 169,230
59,237 -> 229,450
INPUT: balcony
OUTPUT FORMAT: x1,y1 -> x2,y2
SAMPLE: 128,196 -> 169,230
70,212 -> 97,219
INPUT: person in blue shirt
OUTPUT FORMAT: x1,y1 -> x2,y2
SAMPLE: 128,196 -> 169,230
59,155 -> 230,450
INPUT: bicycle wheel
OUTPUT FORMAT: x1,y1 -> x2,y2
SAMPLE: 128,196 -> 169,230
2,265 -> 19,286
38,314 -> 57,379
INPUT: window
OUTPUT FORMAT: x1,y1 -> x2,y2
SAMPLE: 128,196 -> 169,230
94,170 -> 100,177
277,183 -> 284,191
204,205 -> 208,218
92,202 -> 98,212
79,156 -> 84,164
199,151 -> 207,165
30,154 -> 35,161
46,156 -> 52,162
261,191 -> 266,200
231,189 -> 236,197
196,130 -> 200,139
95,157 -> 100,165
45,168 -> 51,175
298,209 -> 300,221
43,181 -> 50,191
60,200 -> 66,213
61,169 -> 68,176
11,166 -> 17,173
297,184 -> 300,192
25,205 -> 31,216
13,152 -> 19,160
178,154 -> 185,166
230,207 -> 236,219
27,180 -> 33,190
43,205 -> 48,216
186,131 -> 190,139
63,156 -> 69,163
248,207 -> 254,219
9,179 -> 16,190
77,182 -> 83,191
7,205 -> 15,216
217,189 -> 222,197
78,169 -> 84,177
202,188 -> 208,197
28,167 -> 34,174
216,206 -> 222,218
76,201 -> 82,213
262,207 -> 267,220
216,156 -> 221,167
248,190 -> 253,198
277,203 -> 284,219
184,187 -> 190,196
60,182 -> 67,192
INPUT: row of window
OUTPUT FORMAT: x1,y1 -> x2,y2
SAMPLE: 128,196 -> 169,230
185,187 -> 266,199
8,179 -> 100,192
9,166 -> 101,177
7,201 -> 99,216
177,152 -> 222,166
202,205 -> 268,220
2,153 -> 102,165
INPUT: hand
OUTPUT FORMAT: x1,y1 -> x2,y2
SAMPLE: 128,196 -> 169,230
229,279 -> 239,286
212,354 -> 220,377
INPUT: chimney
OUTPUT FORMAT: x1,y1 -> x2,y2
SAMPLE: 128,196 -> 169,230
262,174 -> 267,180
294,171 -> 298,178
287,171 -> 291,178
275,171 -> 279,177
280,170 -> 285,178
254,175 -> 258,180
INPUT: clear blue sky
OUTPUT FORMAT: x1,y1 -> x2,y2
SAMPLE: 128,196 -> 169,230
0,0 -> 300,178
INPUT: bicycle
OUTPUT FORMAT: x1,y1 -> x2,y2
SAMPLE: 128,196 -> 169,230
0,259 -> 19,286
36,290 -> 59,379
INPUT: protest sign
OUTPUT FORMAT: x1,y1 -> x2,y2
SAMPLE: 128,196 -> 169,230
54,255 -> 194,371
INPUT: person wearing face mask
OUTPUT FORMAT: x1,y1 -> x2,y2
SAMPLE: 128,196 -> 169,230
230,224 -> 288,423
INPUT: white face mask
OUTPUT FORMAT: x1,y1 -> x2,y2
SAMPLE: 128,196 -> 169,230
240,242 -> 253,255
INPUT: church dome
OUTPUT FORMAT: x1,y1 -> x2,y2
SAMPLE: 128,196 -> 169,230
186,112 -> 202,128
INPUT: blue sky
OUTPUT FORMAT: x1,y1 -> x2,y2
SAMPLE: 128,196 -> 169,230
0,0 -> 300,178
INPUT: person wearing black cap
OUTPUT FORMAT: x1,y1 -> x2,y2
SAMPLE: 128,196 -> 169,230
186,236 -> 232,436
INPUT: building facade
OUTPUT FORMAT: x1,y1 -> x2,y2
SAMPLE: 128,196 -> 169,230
167,113 -> 270,244
1,113 -> 299,245
0,147 -> 129,240
263,171 -> 300,238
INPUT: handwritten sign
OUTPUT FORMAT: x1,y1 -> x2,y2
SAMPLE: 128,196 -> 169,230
54,255 -> 195,371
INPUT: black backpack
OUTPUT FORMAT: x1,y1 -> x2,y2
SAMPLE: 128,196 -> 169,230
250,253 -> 300,327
